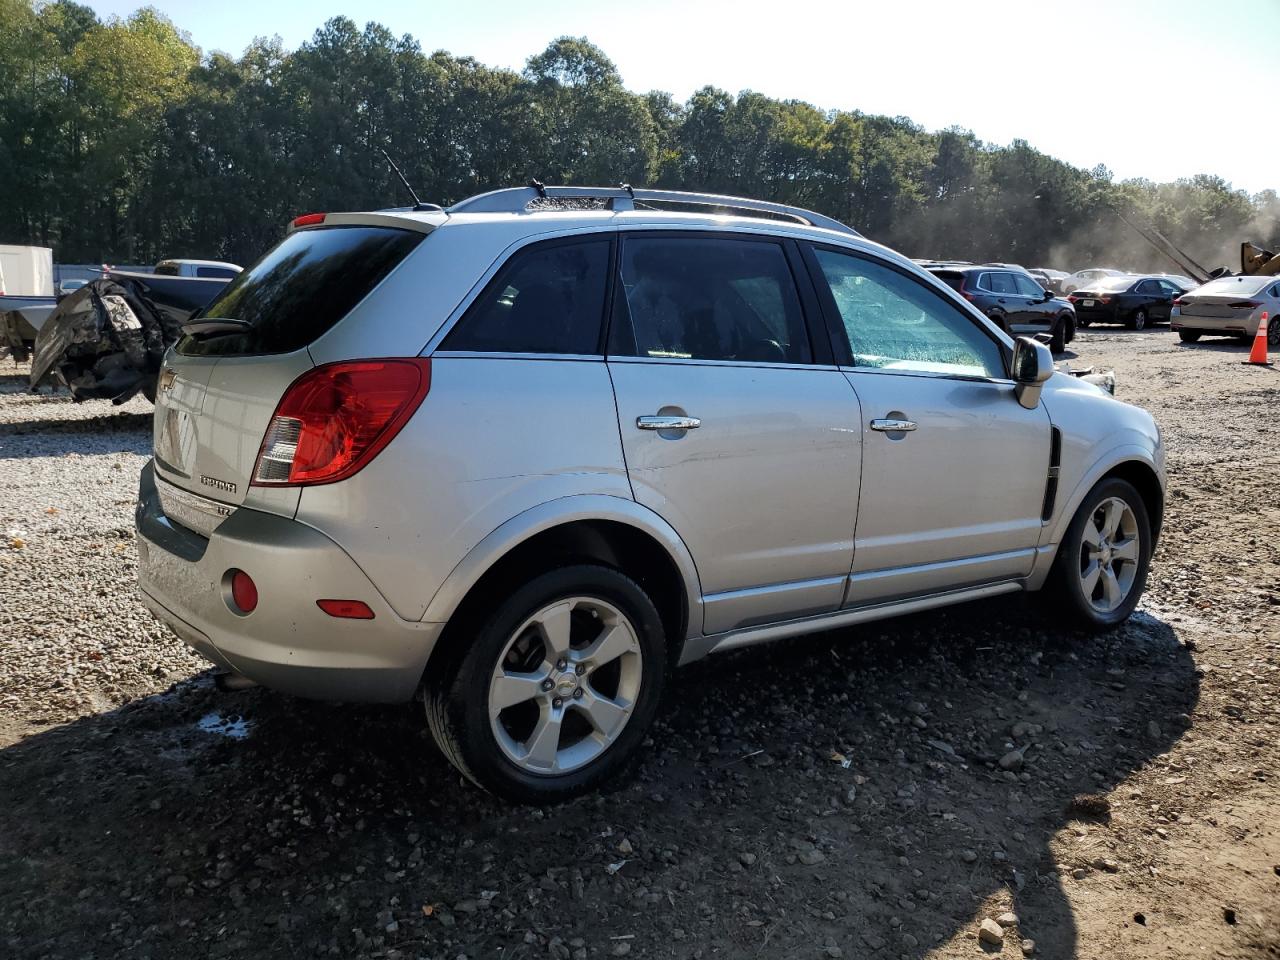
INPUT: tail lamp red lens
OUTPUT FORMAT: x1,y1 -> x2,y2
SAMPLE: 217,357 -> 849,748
317,599 -> 375,620
230,569 -> 258,614
252,358 -> 431,486
292,212 -> 327,228
1228,300 -> 1260,310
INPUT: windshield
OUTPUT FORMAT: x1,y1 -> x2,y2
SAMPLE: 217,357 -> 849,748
178,226 -> 423,356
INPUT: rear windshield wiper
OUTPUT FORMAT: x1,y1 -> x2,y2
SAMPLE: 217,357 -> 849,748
181,318 -> 252,339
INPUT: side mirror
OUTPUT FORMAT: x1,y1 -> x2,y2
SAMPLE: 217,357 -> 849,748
1012,336 -> 1054,409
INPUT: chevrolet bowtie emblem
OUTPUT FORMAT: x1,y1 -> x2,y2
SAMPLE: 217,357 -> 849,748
159,369 -> 178,392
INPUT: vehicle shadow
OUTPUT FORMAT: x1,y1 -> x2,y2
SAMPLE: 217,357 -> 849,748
0,597 -> 1197,960
0,411 -> 152,457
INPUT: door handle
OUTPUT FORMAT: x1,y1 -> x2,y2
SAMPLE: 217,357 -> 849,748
637,415 -> 701,431
870,418 -> 917,432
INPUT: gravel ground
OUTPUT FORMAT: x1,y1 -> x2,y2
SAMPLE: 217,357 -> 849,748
1,332 -> 1277,960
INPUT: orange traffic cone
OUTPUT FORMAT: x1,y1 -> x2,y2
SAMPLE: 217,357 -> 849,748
1245,311 -> 1272,366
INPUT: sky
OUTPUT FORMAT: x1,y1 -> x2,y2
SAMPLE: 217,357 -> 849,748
86,0 -> 1280,194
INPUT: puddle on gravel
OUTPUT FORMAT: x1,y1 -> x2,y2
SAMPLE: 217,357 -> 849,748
196,712 -> 253,739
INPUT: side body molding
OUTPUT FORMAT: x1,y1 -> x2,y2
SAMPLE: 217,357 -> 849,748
420,494 -> 706,634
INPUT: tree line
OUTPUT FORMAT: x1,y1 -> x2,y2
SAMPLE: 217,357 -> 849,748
2,0 -> 1277,273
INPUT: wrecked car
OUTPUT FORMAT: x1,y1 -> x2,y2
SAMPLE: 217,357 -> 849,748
30,271 -> 229,403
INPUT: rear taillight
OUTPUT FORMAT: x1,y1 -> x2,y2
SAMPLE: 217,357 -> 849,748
252,358 -> 432,486
1099,296 -> 1113,304
1067,294 -> 1079,302
1172,297 -> 1186,306
1228,300 -> 1260,310
292,212 -> 327,228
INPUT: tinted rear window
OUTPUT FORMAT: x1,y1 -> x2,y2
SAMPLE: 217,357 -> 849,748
932,270 -> 966,292
178,226 -> 423,356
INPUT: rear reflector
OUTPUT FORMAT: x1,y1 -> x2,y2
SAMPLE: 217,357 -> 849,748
292,212 -> 327,228
252,358 -> 431,486
230,569 -> 258,614
317,599 -> 375,620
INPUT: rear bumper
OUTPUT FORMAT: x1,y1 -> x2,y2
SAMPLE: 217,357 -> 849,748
1074,304 -> 1121,324
1170,313 -> 1257,336
135,461 -> 443,702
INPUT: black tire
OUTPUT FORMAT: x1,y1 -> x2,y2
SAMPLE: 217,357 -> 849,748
1049,317 -> 1067,354
1178,330 -> 1202,343
1126,309 -> 1147,331
141,378 -> 158,404
1268,315 -> 1280,348
425,564 -> 668,804
1065,316 -> 1076,344
1046,478 -> 1153,631
988,311 -> 1010,334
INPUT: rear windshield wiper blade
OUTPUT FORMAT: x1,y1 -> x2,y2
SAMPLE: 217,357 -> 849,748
181,318 -> 252,338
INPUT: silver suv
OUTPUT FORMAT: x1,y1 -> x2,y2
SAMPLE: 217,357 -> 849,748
136,186 -> 1165,802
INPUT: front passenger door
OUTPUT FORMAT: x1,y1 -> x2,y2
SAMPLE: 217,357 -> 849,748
804,246 -> 1052,605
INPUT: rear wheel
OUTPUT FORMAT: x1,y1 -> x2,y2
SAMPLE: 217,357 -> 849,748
1126,309 -> 1148,331
1268,315 -> 1280,347
425,565 -> 667,803
1178,330 -> 1202,343
1046,478 -> 1152,631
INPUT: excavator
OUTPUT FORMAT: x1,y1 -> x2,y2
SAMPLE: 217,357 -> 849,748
1112,206 -> 1280,284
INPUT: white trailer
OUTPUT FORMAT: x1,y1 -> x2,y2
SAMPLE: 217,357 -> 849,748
0,245 -> 54,297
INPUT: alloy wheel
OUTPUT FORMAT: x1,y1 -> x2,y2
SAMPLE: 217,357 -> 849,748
1078,497 -> 1141,614
487,597 -> 643,775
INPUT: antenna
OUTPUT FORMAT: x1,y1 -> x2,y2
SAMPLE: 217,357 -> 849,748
380,149 -> 441,212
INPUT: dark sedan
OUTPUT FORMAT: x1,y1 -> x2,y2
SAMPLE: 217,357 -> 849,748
1068,275 -> 1187,330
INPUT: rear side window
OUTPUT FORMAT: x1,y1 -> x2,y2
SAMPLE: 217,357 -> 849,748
442,239 -> 609,355
611,236 -> 811,364
178,226 -> 423,356
982,272 -> 1018,294
154,262 -> 179,276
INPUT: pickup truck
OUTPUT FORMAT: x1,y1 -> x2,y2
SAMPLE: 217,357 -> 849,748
29,270 -> 231,403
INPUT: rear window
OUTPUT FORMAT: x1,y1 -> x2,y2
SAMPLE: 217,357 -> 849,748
931,270 -> 966,292
1094,277 -> 1137,292
1194,275 -> 1271,297
178,226 -> 423,356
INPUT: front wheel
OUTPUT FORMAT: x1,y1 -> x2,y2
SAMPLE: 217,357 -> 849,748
1178,330 -> 1202,343
1046,478 -> 1152,630
1127,309 -> 1148,331
425,565 -> 668,803
1049,318 -> 1067,354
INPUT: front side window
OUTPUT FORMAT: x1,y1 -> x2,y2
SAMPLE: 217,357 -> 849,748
812,248 -> 1005,379
442,239 -> 609,355
1013,274 -> 1044,297
610,236 -> 811,364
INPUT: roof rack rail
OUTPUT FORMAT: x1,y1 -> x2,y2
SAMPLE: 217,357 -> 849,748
447,185 -> 860,237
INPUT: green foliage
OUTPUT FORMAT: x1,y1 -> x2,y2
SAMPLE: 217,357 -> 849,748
0,0 -> 1274,271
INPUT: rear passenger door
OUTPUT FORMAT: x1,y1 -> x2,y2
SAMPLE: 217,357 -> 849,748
607,232 -> 862,635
